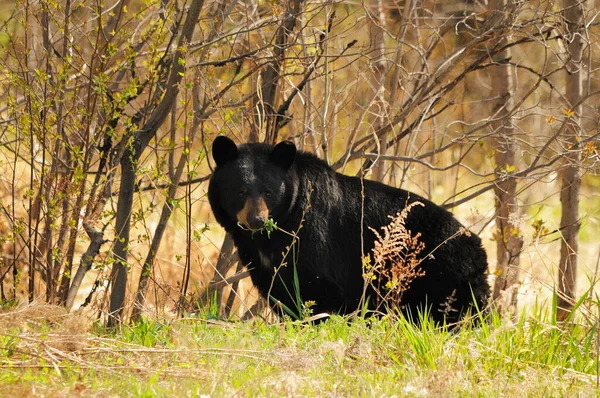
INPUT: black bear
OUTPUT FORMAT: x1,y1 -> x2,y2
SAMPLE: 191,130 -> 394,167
208,136 -> 489,323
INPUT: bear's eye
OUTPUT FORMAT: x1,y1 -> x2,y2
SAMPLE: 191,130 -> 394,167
264,191 -> 272,198
237,190 -> 246,199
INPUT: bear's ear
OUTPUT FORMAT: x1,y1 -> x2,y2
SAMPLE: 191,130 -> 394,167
270,141 -> 296,170
212,136 -> 238,166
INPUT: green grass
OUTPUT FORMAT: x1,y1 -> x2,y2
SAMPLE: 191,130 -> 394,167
0,301 -> 598,397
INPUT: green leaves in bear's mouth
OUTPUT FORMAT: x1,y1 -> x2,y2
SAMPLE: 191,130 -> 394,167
237,218 -> 278,238
262,218 -> 278,238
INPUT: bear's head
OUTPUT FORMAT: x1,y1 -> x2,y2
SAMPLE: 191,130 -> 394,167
208,136 -> 298,232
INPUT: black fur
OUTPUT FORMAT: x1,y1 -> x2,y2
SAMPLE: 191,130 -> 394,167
208,137 -> 490,323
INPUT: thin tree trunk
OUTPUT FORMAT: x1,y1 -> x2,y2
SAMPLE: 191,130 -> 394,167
198,235 -> 237,312
224,260 -> 245,318
131,104 -> 190,322
65,148 -> 119,310
356,0 -> 413,178
107,0 -> 205,327
256,0 -> 304,144
65,223 -> 105,310
130,0 -> 234,317
368,0 -> 388,182
488,1 -> 523,315
108,152 -> 136,325
557,0 -> 584,321
25,0 -> 45,303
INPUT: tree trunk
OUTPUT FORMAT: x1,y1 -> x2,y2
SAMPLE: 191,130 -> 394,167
131,115 -> 190,322
108,152 -> 136,326
488,1 -> 523,315
368,0 -> 388,182
65,223 -> 105,310
557,0 -> 584,321
256,0 -> 304,144
196,234 -> 238,314
107,0 -> 205,327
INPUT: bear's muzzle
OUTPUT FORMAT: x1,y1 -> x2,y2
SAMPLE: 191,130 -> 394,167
237,197 -> 269,230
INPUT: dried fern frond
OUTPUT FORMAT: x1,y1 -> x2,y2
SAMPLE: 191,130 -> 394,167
365,201 -> 426,310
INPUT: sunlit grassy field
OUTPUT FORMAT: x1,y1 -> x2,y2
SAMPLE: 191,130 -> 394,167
0,300 -> 598,397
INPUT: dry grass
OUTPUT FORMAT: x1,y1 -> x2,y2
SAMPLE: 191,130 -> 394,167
0,301 -> 598,397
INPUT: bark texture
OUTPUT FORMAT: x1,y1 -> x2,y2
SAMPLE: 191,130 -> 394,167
488,1 -> 524,314
557,0 -> 584,321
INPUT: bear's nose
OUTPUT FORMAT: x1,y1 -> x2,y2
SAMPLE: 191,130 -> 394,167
247,215 -> 266,229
